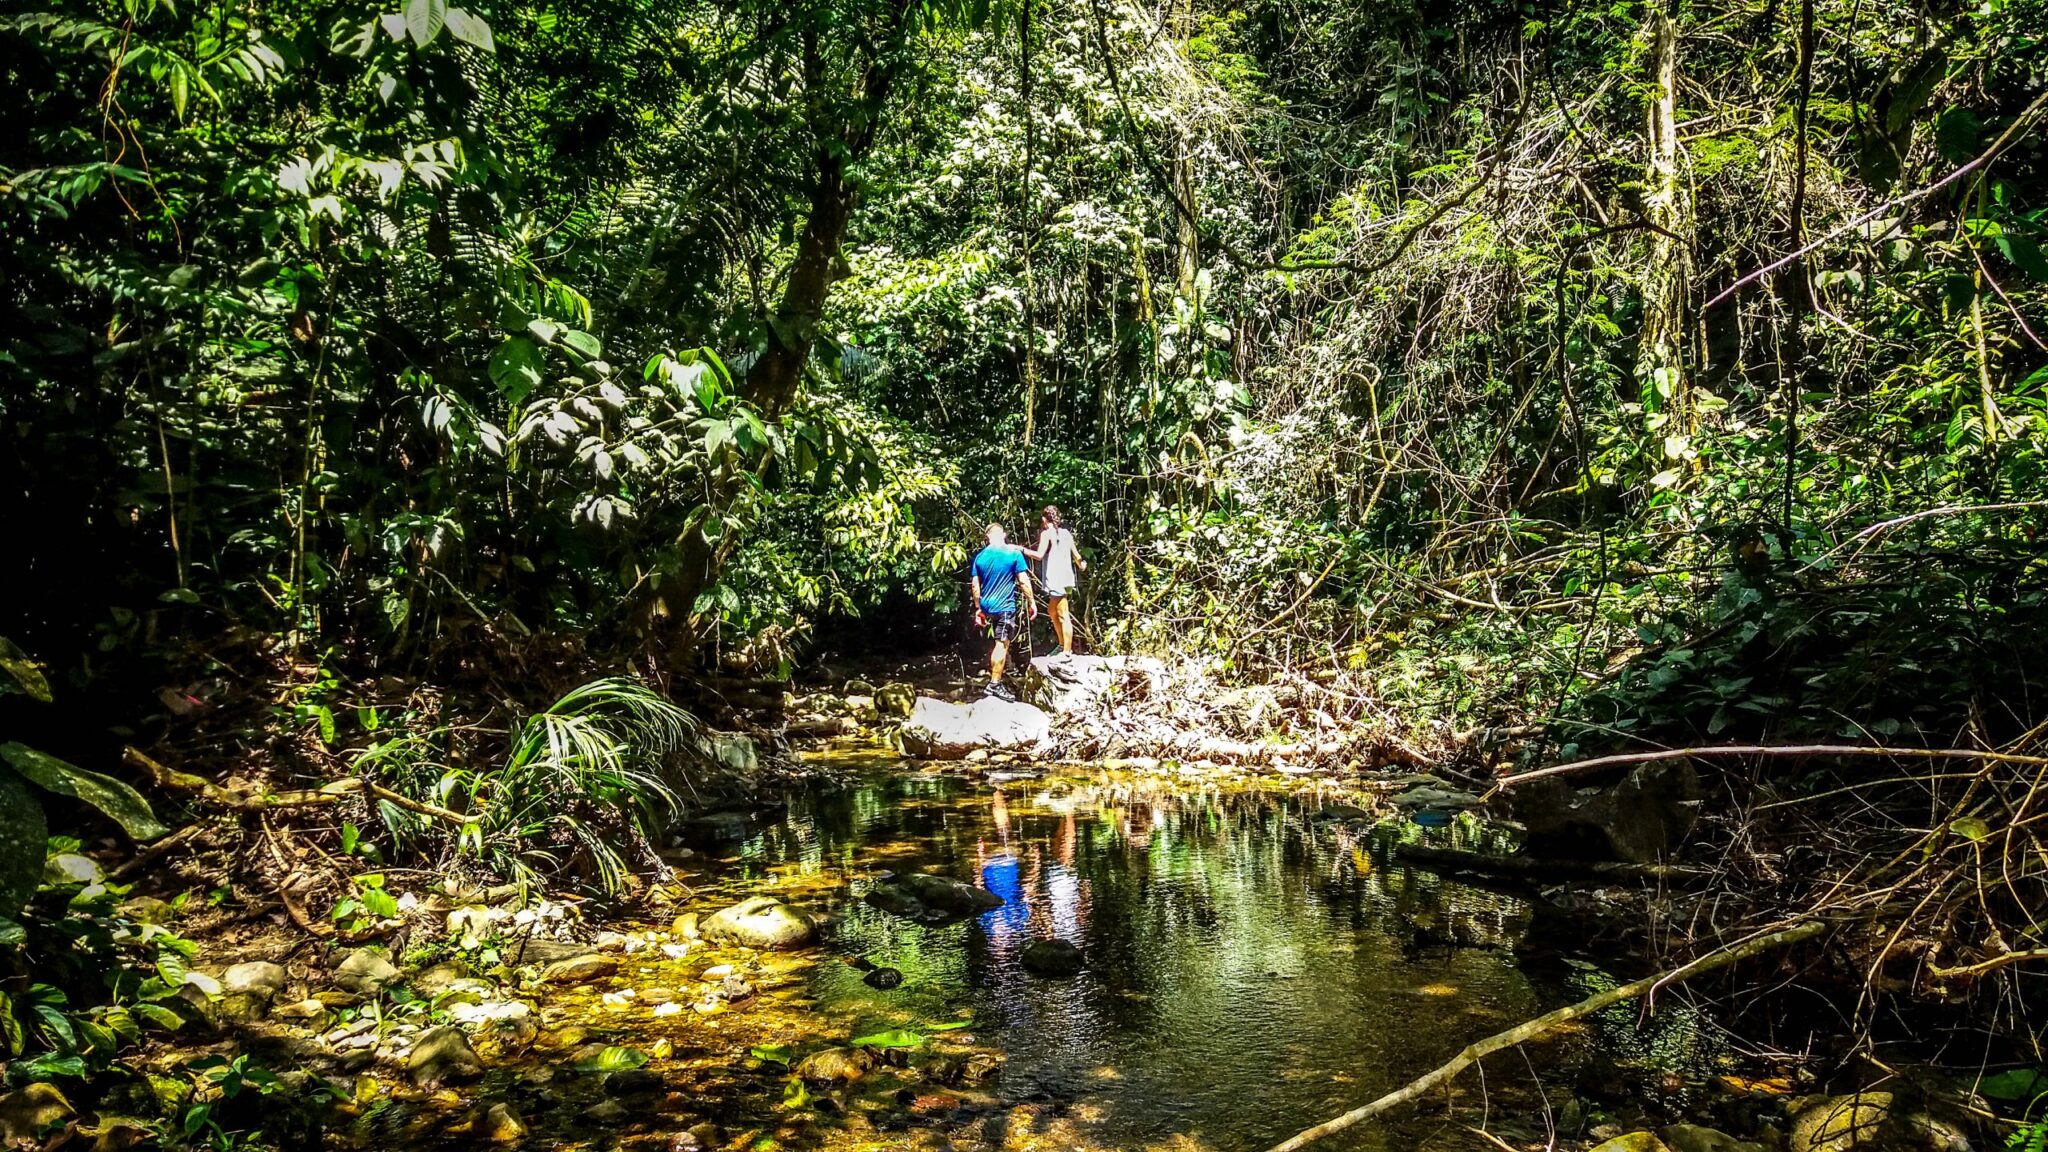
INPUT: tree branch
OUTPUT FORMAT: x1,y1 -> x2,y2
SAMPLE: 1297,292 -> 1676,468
1265,920 -> 1829,1151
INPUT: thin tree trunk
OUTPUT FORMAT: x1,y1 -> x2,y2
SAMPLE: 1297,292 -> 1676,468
1640,3 -> 1689,432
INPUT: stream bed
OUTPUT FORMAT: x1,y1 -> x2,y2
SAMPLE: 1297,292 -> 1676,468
564,757 -> 1627,1152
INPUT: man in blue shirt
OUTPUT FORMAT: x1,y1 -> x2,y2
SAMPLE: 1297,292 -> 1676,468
970,523 -> 1036,698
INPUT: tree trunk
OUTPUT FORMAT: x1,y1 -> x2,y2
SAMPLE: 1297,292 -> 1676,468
1639,3 -> 1689,433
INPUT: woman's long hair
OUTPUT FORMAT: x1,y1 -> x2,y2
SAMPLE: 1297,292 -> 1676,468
1042,505 -> 1062,529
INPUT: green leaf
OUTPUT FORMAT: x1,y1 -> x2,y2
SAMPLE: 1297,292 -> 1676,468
850,1029 -> 924,1049
156,949 -> 189,988
1,743 -> 167,841
926,1019 -> 972,1032
1978,1068 -> 2048,1101
361,886 -> 399,919
0,916 -> 21,947
561,330 -> 601,361
0,996 -> 19,1055
489,337 -> 543,405
132,1003 -> 185,1032
570,1046 -> 648,1073
403,0 -> 446,44
17,1052 -> 86,1080
0,638 -> 52,702
443,7 -> 493,49
1951,816 -> 1993,842
750,1044 -> 792,1066
782,1075 -> 810,1108
0,769 -> 42,915
1995,235 -> 2048,283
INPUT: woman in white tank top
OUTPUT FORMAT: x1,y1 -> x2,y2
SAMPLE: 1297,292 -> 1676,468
1026,505 -> 1087,655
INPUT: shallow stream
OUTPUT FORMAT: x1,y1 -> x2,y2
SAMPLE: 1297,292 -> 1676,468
619,759 -> 1600,1151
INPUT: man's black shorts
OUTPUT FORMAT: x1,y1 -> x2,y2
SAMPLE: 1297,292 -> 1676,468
985,611 -> 1018,642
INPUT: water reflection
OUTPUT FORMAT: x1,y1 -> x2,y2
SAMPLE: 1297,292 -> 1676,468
732,771 -> 1547,1150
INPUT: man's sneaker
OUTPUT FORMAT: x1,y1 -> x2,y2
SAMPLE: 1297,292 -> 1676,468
985,681 -> 1016,702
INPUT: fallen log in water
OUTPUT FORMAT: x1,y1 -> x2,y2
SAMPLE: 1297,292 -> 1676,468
1264,918 -> 1830,1151
1393,843 -> 1714,885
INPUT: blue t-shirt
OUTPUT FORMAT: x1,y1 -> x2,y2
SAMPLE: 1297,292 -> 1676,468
972,545 -> 1030,614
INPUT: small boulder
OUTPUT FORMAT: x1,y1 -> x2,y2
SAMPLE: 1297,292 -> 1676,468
864,873 -> 1003,923
1590,1136 -> 1672,1152
875,683 -> 917,719
0,1083 -> 73,1146
223,961 -> 289,999
272,999 -> 329,1023
446,906 -> 496,947
899,697 -> 1051,759
482,1103 -> 526,1143
1660,1125 -> 1769,1152
539,954 -> 618,985
580,1100 -> 629,1125
796,1047 -> 873,1083
671,912 -> 702,939
407,1025 -> 483,1087
332,948 -> 401,995
863,967 -> 904,990
43,853 -> 101,886
603,1069 -> 664,1096
1020,939 -> 1084,978
1785,1093 -> 1971,1152
448,1000 -> 533,1027
701,897 -> 817,950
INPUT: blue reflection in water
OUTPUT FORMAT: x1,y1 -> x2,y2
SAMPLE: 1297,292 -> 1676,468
981,852 -> 1027,941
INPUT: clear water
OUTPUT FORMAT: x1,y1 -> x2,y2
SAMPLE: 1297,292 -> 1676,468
713,767 -> 1552,1151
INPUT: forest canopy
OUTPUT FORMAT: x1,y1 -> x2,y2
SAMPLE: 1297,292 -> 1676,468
3,0 -> 2046,840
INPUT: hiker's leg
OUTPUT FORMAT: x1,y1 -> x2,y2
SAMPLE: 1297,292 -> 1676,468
990,638 -> 1009,682
1048,596 -> 1072,653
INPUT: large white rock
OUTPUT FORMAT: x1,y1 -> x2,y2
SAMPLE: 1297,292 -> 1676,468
1023,654 -> 1164,714
899,696 -> 1051,759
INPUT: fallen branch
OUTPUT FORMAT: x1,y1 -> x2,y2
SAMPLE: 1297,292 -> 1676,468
1927,948 -> 2048,980
126,746 -> 476,825
1492,744 -> 2048,789
1393,844 -> 1712,884
1264,919 -> 1829,1151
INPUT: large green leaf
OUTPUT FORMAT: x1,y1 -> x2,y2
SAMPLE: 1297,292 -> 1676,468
0,744 -> 168,841
0,638 -> 51,703
570,1046 -> 648,1072
403,0 -> 447,44
0,770 -> 45,914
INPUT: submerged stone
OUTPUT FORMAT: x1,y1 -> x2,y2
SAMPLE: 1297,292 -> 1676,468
1590,1136 -> 1672,1152
538,954 -> 618,984
864,872 -> 1003,924
795,1047 -> 872,1083
1020,938 -> 1084,978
